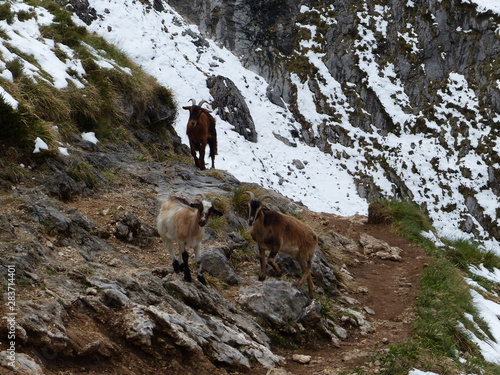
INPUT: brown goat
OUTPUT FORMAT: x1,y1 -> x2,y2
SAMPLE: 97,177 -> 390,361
244,192 -> 318,298
182,99 -> 217,170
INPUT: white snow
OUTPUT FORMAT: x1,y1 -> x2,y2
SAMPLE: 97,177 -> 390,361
82,132 -> 99,144
33,137 -> 48,153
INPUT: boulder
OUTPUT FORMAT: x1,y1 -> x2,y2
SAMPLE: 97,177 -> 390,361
359,233 -> 402,261
207,75 -> 258,142
200,247 -> 241,285
239,279 -> 327,335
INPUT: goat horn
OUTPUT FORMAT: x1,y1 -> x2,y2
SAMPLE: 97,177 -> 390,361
259,195 -> 275,203
194,194 -> 203,202
211,197 -> 221,204
198,99 -> 208,107
243,191 -> 255,201
188,98 -> 196,105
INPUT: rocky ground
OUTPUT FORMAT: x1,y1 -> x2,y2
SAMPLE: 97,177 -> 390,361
0,141 -> 428,375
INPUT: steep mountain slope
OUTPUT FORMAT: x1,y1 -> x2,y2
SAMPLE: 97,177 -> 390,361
1,1 -> 500,374
73,0 -> 499,250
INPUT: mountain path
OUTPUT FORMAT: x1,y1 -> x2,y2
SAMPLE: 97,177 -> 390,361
252,212 -> 429,375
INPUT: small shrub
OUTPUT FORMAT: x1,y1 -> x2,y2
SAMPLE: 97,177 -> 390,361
207,215 -> 226,237
18,77 -> 71,124
17,9 -> 36,22
67,161 -> 100,189
39,4 -> 87,47
0,27 -> 9,39
0,3 -> 14,24
0,95 -> 27,142
31,119 -> 59,148
0,163 -> 27,183
5,58 -> 24,80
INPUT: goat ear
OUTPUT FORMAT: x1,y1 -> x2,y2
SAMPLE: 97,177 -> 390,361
213,208 -> 223,217
182,106 -> 191,110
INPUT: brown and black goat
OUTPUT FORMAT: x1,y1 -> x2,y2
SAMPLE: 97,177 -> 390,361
156,195 -> 222,284
244,192 -> 318,298
182,99 -> 217,170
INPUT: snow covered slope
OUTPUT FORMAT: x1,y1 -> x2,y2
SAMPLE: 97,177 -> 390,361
82,0 -> 499,251
0,0 -> 498,251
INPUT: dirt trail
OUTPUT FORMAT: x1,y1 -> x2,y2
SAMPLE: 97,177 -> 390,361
255,213 -> 429,374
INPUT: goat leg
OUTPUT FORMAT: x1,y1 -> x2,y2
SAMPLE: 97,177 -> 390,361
164,238 -> 181,273
182,251 -> 192,282
192,243 -> 206,284
267,249 -> 283,277
307,273 -> 314,298
296,257 -> 314,298
198,145 -> 206,170
172,259 -> 181,273
189,142 -> 201,169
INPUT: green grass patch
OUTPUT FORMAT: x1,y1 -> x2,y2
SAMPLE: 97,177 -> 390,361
5,58 -> 24,79
67,161 -> 100,189
379,200 -> 433,245
207,215 -> 227,238
0,3 -> 14,24
443,237 -> 500,271
368,199 -> 500,373
415,257 -> 483,357
0,0 -> 177,177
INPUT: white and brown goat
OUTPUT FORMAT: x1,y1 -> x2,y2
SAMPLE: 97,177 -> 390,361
244,192 -> 318,298
156,195 -> 222,284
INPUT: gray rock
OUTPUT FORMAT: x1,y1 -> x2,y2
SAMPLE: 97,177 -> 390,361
359,233 -> 402,261
122,305 -> 155,347
0,351 -> 44,374
200,247 -> 241,285
207,75 -> 258,142
102,288 -> 130,308
145,302 -> 282,369
271,248 -> 338,295
238,279 -> 313,333
17,301 -> 69,354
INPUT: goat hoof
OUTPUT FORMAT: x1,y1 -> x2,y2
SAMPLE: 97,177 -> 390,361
258,275 -> 266,281
173,260 -> 181,273
197,274 -> 207,285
